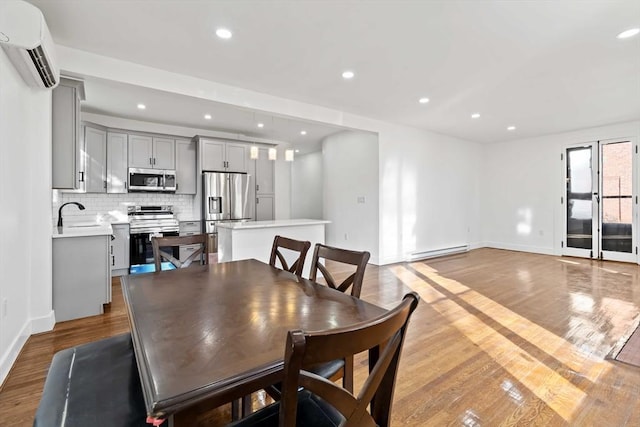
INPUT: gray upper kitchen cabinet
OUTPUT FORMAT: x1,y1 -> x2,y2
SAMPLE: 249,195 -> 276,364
128,135 -> 175,169
107,132 -> 128,193
153,137 -> 175,169
199,138 -> 247,173
255,148 -> 275,195
226,143 -> 247,172
175,139 -> 197,194
52,77 -> 85,189
84,125 -> 107,193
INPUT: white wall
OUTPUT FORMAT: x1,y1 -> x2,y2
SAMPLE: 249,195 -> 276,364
322,131 -> 380,260
482,120 -> 640,254
0,49 -> 53,385
291,151 -> 323,219
376,124 -> 483,264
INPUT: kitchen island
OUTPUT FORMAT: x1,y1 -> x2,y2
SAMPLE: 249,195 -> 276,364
217,219 -> 330,277
52,222 -> 113,322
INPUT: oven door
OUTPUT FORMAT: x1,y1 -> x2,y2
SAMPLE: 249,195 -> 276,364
129,231 -> 179,273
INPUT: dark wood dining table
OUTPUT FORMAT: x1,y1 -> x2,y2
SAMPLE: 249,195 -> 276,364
121,258 -> 387,424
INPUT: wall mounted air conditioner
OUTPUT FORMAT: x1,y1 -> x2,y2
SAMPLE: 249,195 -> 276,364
0,0 -> 59,89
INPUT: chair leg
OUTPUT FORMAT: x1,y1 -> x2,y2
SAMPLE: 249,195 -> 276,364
242,394 -> 253,417
343,355 -> 354,393
231,399 -> 241,421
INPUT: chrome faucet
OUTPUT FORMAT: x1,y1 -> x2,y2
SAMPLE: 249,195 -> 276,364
57,202 -> 86,227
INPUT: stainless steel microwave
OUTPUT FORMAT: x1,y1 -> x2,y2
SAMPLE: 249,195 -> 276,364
128,168 -> 177,192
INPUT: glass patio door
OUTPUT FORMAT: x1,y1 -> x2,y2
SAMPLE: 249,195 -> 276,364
563,139 -> 636,262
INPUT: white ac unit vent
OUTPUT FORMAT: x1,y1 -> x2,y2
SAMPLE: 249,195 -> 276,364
0,1 -> 60,89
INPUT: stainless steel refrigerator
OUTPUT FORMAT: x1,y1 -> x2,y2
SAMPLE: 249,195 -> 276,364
202,172 -> 252,253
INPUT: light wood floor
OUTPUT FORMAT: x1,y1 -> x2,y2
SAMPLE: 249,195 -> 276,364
2,248 -> 640,426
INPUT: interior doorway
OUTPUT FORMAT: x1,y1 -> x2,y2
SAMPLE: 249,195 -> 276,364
563,138 -> 637,262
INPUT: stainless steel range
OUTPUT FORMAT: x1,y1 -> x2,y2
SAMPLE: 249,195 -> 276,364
128,205 -> 179,234
128,205 -> 179,272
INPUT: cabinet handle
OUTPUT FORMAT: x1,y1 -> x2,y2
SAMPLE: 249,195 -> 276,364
104,180 -> 107,189
150,157 -> 153,166
112,255 -> 115,266
110,246 -> 113,254
256,198 -> 259,204
153,158 -> 156,165
176,183 -> 179,191
79,171 -> 85,182
256,184 -> 259,191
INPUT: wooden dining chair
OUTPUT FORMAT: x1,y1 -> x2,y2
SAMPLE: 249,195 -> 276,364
309,243 -> 371,298
151,234 -> 208,272
269,235 -> 311,277
303,244 -> 372,394
229,292 -> 420,427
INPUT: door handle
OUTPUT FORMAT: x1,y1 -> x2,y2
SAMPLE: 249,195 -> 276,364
593,192 -> 600,203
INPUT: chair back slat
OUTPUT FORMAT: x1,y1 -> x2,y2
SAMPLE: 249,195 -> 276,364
278,293 -> 419,427
269,235 -> 311,277
151,234 -> 208,271
309,244 -> 370,297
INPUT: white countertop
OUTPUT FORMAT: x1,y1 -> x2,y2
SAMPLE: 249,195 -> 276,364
217,219 -> 330,230
52,221 -> 114,239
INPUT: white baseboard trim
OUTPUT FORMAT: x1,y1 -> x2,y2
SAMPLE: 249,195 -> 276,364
31,310 -> 56,334
0,311 -> 56,387
483,241 -> 556,256
0,321 -> 31,388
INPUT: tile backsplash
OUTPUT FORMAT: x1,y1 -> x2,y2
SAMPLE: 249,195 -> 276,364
52,191 -> 198,224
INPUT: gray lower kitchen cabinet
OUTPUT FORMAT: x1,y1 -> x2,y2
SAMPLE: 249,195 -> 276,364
175,139 -> 196,194
53,235 -> 110,322
52,78 -> 85,189
107,132 -> 128,193
179,221 -> 202,262
111,224 -> 130,276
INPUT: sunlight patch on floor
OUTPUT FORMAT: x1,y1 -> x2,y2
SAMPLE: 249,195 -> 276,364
390,263 -> 621,423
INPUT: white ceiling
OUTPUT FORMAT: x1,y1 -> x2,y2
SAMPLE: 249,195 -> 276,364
29,0 -> 640,144
80,77 -> 346,153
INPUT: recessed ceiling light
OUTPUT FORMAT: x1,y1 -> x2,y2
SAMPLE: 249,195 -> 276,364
204,114 -> 212,120
342,70 -> 355,79
418,97 -> 430,104
295,149 -> 300,153
471,113 -> 480,119
507,126 -> 516,131
216,28 -> 232,39
257,123 -> 264,128
617,28 -> 640,39
137,103 -> 146,110
300,130 -> 307,135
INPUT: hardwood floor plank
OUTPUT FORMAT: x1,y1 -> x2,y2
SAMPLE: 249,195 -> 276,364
2,248 -> 640,426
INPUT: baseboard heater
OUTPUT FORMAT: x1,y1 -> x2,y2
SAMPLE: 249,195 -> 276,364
406,244 -> 469,262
